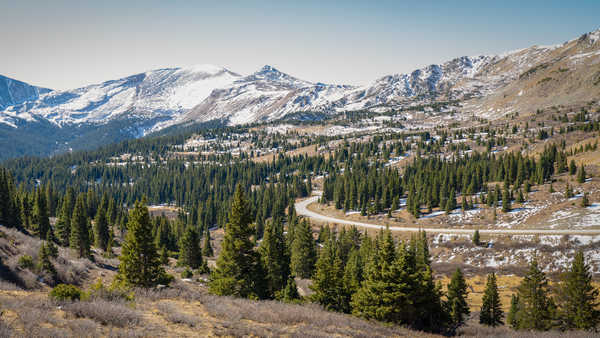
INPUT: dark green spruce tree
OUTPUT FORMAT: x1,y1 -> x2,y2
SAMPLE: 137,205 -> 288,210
209,185 -> 266,299
447,268 -> 469,329
202,226 -> 213,257
512,258 -> 554,330
118,199 -> 168,287
557,251 -> 600,330
32,188 -> 50,239
290,219 -> 316,278
260,217 -> 290,298
178,227 -> 203,269
311,236 -> 345,312
70,194 -> 90,258
93,207 -> 110,251
480,272 -> 503,327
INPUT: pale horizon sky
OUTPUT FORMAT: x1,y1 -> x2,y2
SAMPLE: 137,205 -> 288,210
1,0 -> 599,90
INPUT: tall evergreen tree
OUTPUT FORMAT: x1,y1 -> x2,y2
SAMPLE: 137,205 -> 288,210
352,229 -> 411,322
311,236 -> 345,312
70,194 -> 91,258
210,185 -> 266,299
581,192 -> 590,208
502,187 -> 511,212
178,227 -> 203,269
202,226 -> 213,257
260,217 -> 290,297
32,188 -> 50,239
118,199 -> 168,287
93,207 -> 110,251
577,165 -> 586,184
290,219 -> 317,278
472,229 -> 480,246
512,258 -> 554,330
55,192 -> 73,246
480,272 -> 503,327
507,294 -> 520,329
447,268 -> 469,328
557,251 -> 600,330
280,275 -> 300,303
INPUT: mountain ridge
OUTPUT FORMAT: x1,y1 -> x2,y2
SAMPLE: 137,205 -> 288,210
0,28 -> 599,159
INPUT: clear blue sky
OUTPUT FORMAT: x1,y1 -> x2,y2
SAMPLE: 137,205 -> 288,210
1,0 -> 598,90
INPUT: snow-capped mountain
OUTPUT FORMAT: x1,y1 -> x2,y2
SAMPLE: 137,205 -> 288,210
184,65 -> 354,125
1,64 -> 240,129
1,28 -> 598,159
0,75 -> 51,111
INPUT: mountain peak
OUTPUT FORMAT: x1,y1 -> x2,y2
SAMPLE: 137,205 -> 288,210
256,65 -> 281,75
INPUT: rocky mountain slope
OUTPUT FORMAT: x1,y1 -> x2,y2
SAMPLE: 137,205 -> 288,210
0,75 -> 51,112
0,28 -> 598,159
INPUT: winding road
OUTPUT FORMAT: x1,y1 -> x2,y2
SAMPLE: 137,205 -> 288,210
295,194 -> 600,235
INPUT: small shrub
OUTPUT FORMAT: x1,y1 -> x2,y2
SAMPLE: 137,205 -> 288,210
63,299 -> 141,327
88,278 -> 134,302
157,302 -> 198,327
17,255 -> 34,270
49,284 -> 83,301
181,268 -> 193,279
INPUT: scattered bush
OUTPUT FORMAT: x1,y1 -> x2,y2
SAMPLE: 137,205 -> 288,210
156,302 -> 198,327
63,299 -> 141,327
49,284 -> 83,302
17,255 -> 34,269
181,268 -> 193,279
88,279 -> 134,302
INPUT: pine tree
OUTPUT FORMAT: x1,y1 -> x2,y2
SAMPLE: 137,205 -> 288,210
37,242 -> 56,279
480,272 -> 503,327
280,276 -> 300,303
44,231 -> 58,258
159,245 -> 169,266
70,194 -> 90,258
32,188 -> 50,239
178,227 -> 203,269
507,294 -> 520,329
117,199 -> 168,287
569,160 -> 577,175
311,237 -> 345,312
513,258 -> 554,330
106,198 -> 117,226
210,184 -> 266,299
260,217 -> 290,297
473,229 -> 480,246
447,268 -> 469,328
202,226 -> 213,257
557,251 -> 600,330
502,187 -> 511,212
565,183 -> 574,198
581,192 -> 590,207
352,229 -> 412,322
93,207 -> 109,251
577,165 -> 586,184
343,248 -> 363,301
290,219 -> 317,278
54,193 -> 73,247
445,189 -> 456,214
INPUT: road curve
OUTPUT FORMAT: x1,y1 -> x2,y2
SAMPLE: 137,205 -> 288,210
296,195 -> 600,235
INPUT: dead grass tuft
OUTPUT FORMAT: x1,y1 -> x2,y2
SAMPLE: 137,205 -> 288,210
63,299 -> 142,327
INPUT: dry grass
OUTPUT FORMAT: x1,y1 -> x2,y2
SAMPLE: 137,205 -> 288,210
156,301 -> 199,327
62,299 -> 142,327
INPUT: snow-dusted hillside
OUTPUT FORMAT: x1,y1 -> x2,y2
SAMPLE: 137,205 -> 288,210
0,75 -> 51,116
184,65 -> 354,125
1,65 -> 240,130
0,28 -> 598,159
